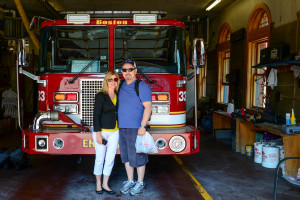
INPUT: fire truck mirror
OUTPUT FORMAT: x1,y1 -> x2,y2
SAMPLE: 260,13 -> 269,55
192,38 -> 206,72
200,40 -> 206,67
17,39 -> 30,67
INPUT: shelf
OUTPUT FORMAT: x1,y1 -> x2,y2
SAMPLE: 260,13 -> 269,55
252,60 -> 300,69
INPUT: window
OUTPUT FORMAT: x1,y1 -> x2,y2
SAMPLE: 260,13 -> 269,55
222,52 -> 230,103
259,13 -> 269,28
217,23 -> 231,104
245,3 -> 271,109
252,41 -> 268,108
114,26 -> 186,75
40,26 -> 109,73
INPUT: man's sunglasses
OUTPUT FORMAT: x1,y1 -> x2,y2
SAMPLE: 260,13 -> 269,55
107,78 -> 118,82
121,68 -> 136,72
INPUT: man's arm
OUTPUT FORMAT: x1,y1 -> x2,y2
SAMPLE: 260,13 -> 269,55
138,101 -> 152,136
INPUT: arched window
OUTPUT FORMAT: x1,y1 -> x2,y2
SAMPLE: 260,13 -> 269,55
245,3 -> 271,109
217,23 -> 231,104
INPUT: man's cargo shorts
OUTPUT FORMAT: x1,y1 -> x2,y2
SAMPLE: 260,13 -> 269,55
119,128 -> 149,167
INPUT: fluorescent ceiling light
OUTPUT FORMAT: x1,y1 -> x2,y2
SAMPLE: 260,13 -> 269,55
206,0 -> 221,11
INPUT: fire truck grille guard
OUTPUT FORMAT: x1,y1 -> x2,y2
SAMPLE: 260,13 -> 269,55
80,79 -> 103,127
148,126 -> 194,133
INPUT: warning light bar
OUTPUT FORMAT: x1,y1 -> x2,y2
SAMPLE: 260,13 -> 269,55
61,11 -> 166,19
134,14 -> 157,24
67,14 -> 90,24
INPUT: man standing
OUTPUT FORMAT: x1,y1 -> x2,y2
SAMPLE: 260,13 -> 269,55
118,59 -> 152,196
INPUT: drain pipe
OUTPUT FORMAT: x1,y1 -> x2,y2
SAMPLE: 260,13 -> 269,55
13,0 -> 39,50
32,111 -> 59,131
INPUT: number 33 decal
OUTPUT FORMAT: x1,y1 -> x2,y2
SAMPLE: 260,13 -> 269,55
179,91 -> 186,101
39,91 -> 45,101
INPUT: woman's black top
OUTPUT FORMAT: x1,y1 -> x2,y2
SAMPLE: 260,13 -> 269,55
93,92 -> 118,132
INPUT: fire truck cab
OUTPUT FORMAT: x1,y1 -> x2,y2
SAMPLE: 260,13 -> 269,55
17,11 -> 205,155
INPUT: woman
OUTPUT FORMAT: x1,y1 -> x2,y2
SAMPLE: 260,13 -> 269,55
93,71 -> 120,195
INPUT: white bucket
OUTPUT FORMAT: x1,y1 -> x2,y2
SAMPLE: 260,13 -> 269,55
227,103 -> 234,115
254,142 -> 263,163
262,146 -> 279,168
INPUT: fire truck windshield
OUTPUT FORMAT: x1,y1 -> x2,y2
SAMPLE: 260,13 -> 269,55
40,26 -> 109,73
114,26 -> 186,75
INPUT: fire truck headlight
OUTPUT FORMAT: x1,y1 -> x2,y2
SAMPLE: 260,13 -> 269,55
152,105 -> 169,115
169,135 -> 186,153
35,136 -> 48,151
53,104 -> 78,114
53,138 -> 64,149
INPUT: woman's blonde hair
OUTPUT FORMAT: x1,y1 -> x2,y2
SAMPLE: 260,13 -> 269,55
100,71 -> 120,94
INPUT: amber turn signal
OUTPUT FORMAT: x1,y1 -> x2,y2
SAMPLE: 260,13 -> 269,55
54,93 -> 65,101
157,94 -> 168,101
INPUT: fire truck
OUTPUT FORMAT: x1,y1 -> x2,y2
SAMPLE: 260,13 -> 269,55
16,11 -> 206,155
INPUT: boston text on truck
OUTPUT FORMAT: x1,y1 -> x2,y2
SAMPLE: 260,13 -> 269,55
16,11 -> 206,155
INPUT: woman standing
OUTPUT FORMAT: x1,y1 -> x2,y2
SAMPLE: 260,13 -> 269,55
93,71 -> 120,195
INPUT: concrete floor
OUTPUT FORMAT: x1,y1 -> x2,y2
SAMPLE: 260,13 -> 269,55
0,129 -> 299,200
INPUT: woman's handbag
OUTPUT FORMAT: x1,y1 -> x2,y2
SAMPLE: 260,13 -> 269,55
135,132 -> 158,154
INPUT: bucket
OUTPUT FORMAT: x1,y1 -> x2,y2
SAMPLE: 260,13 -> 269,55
245,145 -> 254,157
262,146 -> 279,168
254,142 -> 263,163
227,103 -> 234,115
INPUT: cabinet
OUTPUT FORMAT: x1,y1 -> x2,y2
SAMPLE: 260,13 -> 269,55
213,111 -> 300,175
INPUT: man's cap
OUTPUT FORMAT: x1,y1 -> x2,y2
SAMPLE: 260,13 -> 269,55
121,59 -> 136,68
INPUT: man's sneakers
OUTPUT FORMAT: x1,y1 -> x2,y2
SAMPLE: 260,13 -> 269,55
120,180 -> 136,194
120,180 -> 145,196
129,181 -> 145,196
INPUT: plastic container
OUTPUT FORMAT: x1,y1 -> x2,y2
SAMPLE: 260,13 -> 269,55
286,113 -> 291,125
262,145 -> 279,168
245,145 -> 254,157
227,103 -> 234,115
291,109 -> 296,125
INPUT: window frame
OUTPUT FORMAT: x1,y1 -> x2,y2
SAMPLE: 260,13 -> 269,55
245,3 -> 271,109
217,23 -> 231,104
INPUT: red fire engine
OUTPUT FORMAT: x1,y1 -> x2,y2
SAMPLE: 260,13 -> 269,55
16,11 -> 206,155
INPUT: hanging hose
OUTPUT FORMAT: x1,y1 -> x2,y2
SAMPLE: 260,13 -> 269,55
13,0 -> 39,50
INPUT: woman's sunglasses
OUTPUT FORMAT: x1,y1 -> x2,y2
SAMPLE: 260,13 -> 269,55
107,78 -> 118,82
121,68 -> 136,72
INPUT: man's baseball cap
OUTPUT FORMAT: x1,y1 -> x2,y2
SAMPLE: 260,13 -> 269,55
121,58 -> 136,68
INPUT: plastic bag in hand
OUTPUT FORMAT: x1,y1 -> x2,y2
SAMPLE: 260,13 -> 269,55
135,132 -> 158,154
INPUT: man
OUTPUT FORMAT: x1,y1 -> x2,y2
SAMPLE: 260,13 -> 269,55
118,59 -> 152,196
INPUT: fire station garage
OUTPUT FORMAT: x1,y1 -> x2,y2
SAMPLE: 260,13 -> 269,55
0,0 -> 300,199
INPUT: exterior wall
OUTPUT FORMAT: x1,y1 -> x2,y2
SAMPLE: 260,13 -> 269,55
207,0 -> 300,118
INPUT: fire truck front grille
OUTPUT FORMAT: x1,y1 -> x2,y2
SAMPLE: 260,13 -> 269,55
80,79 -> 103,127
